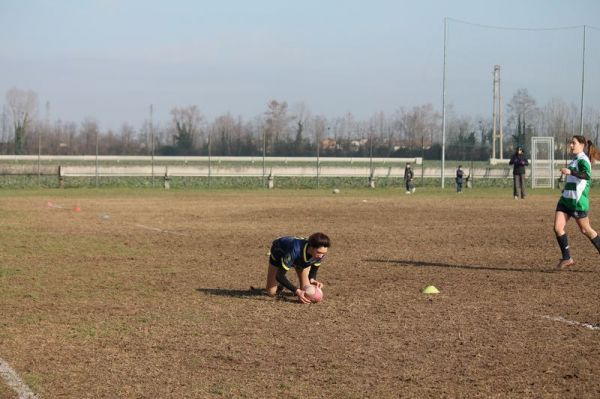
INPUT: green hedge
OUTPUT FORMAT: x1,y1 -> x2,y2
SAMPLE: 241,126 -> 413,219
0,174 -> 522,189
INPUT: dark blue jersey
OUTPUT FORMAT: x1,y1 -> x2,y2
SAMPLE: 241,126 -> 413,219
270,236 -> 324,271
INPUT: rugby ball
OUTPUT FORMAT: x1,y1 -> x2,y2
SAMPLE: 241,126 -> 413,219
303,285 -> 323,303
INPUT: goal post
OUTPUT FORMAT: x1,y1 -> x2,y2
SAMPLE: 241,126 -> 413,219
531,137 -> 555,189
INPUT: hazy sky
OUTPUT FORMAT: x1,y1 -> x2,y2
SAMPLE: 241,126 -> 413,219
1,0 -> 599,130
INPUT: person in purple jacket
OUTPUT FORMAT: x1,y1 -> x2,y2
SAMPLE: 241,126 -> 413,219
509,146 -> 529,199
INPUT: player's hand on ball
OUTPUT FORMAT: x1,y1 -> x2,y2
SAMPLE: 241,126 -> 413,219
295,288 -> 311,304
310,279 -> 323,289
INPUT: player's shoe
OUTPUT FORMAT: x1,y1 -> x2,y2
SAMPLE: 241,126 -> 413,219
411,188 -> 416,193
556,258 -> 575,270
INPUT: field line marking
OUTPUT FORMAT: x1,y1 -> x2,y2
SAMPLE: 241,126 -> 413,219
0,357 -> 39,399
134,224 -> 189,236
542,315 -> 600,331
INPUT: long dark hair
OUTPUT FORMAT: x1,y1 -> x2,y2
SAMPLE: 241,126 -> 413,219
573,135 -> 600,162
587,140 -> 600,162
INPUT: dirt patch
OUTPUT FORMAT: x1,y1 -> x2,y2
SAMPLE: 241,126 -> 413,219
0,189 -> 599,398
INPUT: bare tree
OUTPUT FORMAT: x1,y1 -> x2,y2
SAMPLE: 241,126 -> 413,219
119,123 -> 136,154
506,88 -> 539,149
1,105 -> 10,153
395,104 -> 439,147
290,102 -> 312,153
6,88 -> 38,154
171,106 -> 203,155
312,115 -> 328,153
80,118 -> 99,155
264,100 -> 292,155
583,106 -> 600,144
213,113 -> 237,155
541,98 -> 578,156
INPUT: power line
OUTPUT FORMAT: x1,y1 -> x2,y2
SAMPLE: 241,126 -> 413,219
446,17 -> 597,32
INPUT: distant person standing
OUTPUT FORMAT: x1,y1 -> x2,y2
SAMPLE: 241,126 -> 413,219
509,146 -> 529,199
455,165 -> 464,193
404,163 -> 415,194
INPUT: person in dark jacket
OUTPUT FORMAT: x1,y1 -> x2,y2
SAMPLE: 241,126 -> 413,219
404,163 -> 415,194
509,146 -> 529,199
455,165 -> 464,193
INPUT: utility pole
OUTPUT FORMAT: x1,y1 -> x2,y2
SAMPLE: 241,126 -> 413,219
95,128 -> 99,188
441,17 -> 447,188
579,25 -> 586,135
492,65 -> 503,160
150,104 -> 155,187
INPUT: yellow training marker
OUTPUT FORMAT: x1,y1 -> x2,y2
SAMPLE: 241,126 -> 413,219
422,285 -> 440,294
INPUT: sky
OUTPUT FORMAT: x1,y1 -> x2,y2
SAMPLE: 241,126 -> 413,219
1,0 -> 599,131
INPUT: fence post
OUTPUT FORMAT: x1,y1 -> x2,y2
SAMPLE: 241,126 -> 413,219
58,165 -> 65,188
368,173 -> 376,188
267,173 -> 274,189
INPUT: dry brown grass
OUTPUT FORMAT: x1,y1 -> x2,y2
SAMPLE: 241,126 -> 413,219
0,381 -> 18,399
0,188 -> 599,398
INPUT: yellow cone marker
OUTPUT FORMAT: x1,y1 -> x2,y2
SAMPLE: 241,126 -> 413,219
422,285 -> 440,294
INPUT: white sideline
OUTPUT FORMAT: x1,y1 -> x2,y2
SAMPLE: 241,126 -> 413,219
0,357 -> 39,399
543,315 -> 600,331
134,223 -> 189,237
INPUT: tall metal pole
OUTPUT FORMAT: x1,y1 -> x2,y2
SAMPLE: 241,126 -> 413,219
492,65 -> 503,160
39,101 -> 49,186
579,25 -> 586,136
208,127 -> 212,189
369,130 -> 373,176
95,128 -> 99,188
262,126 -> 266,187
150,104 -> 155,187
316,128 -> 321,189
441,17 -> 447,188
37,127 -> 41,186
499,67 -> 503,159
492,67 -> 498,160
421,134 -> 425,183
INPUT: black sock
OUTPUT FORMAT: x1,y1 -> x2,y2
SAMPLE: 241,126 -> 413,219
591,235 -> 600,254
556,234 -> 571,260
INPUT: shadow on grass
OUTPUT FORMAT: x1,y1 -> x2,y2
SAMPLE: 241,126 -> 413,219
196,287 -> 296,301
363,258 -> 591,274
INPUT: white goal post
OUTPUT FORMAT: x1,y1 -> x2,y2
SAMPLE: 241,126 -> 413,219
531,137 -> 555,189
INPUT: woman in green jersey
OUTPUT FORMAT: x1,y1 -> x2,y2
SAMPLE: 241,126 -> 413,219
554,135 -> 600,269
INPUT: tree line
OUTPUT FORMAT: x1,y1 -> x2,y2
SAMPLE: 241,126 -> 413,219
2,88 -> 599,160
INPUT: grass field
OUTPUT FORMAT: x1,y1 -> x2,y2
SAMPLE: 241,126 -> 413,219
1,187 -> 599,398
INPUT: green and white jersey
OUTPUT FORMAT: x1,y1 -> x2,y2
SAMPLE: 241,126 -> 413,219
559,152 -> 592,212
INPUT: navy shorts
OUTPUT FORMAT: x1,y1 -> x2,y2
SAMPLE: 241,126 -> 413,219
556,201 -> 588,219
